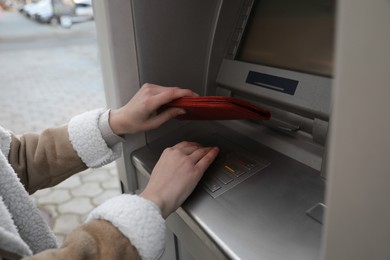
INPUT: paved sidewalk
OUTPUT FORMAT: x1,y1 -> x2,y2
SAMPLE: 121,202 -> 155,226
0,11 -> 121,244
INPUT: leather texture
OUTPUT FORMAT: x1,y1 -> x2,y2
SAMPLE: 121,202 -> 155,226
163,96 -> 271,120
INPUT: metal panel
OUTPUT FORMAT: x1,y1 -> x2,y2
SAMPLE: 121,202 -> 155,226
132,122 -> 325,260
217,59 -> 332,120
322,1 -> 390,259
132,0 -> 220,93
93,0 -> 145,193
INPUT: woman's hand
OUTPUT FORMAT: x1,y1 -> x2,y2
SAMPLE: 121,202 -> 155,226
140,141 -> 219,219
109,83 -> 198,135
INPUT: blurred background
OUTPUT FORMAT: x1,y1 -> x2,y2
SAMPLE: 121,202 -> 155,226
0,1 -> 121,244
2,0 -> 93,28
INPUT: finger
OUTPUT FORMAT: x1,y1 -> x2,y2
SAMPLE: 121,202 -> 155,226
139,83 -> 168,95
187,147 -> 213,163
140,84 -> 198,99
172,141 -> 202,154
195,147 -> 219,171
162,142 -> 201,158
139,84 -> 183,99
151,88 -> 198,108
167,141 -> 200,155
169,86 -> 200,97
144,107 -> 185,129
171,141 -> 201,150
180,145 -> 203,156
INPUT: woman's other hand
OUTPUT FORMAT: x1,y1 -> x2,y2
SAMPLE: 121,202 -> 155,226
109,83 -> 198,135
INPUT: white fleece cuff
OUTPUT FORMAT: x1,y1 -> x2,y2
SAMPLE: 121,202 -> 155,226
68,109 -> 121,168
87,195 -> 166,260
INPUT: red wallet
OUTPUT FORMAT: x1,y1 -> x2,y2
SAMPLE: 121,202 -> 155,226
162,96 -> 271,120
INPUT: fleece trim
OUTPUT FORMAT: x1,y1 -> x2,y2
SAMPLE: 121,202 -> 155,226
0,126 -> 11,158
87,195 -> 166,260
0,128 -> 58,255
68,109 -> 121,168
0,197 -> 32,257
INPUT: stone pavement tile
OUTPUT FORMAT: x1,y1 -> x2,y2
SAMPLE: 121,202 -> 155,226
71,182 -> 103,198
55,175 -> 83,189
92,189 -> 122,206
40,204 -> 59,220
101,175 -> 122,190
54,214 -> 81,236
0,45 -> 105,134
81,168 -> 112,183
82,169 -> 121,190
36,189 -> 71,204
58,197 -> 95,215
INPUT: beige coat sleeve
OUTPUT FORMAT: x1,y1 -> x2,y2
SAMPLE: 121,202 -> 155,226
8,125 -> 88,194
22,220 -> 141,260
7,126 -> 144,259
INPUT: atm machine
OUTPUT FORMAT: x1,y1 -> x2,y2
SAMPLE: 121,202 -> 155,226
93,0 -> 390,259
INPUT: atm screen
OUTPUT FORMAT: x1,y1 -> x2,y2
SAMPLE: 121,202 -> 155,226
237,0 -> 335,77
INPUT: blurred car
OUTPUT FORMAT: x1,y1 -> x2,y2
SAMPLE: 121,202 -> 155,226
22,0 -> 51,18
56,0 -> 93,27
72,0 -> 93,22
75,2 -> 92,17
20,0 -> 93,27
34,1 -> 55,24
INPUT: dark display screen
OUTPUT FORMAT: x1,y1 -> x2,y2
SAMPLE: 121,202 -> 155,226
237,0 -> 335,77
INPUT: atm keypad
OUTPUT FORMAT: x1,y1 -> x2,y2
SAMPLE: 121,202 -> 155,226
201,150 -> 269,198
193,134 -> 269,198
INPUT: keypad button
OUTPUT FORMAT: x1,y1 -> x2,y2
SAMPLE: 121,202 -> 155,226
202,178 -> 221,192
216,171 -> 233,184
